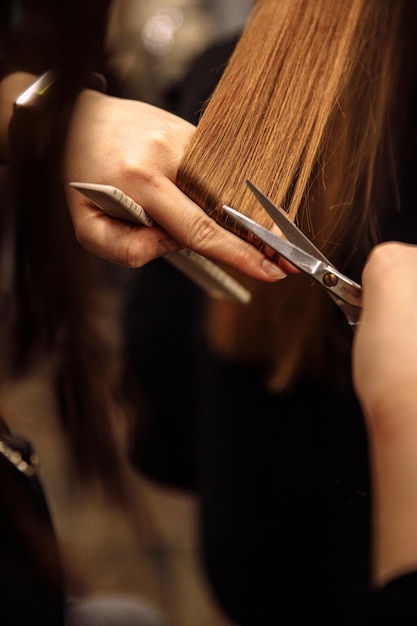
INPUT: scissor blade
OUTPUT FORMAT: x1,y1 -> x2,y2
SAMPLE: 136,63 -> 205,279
222,203 -> 362,315
223,204 -> 324,275
246,179 -> 330,264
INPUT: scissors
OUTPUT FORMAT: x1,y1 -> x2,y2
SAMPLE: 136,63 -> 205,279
222,180 -> 362,327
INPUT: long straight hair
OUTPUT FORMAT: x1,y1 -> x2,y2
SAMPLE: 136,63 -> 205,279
2,0 -> 129,497
177,0 -> 417,390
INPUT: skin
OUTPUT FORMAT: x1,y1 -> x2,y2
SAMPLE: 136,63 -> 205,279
0,73 -> 288,280
62,88 -> 288,280
352,242 -> 417,588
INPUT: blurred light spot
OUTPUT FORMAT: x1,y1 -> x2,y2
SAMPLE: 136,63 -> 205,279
142,7 -> 184,56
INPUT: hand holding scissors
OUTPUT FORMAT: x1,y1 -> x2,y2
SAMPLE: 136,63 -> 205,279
223,181 -> 362,327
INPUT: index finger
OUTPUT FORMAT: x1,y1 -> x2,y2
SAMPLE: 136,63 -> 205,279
123,175 -> 288,282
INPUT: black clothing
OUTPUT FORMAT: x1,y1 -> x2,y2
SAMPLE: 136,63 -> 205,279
0,421 -> 65,625
369,573 -> 417,625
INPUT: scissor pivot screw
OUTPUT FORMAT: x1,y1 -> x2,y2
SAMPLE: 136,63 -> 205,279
323,272 -> 338,287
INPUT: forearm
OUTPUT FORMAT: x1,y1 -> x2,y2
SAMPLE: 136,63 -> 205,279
368,392 -> 417,589
352,243 -> 417,589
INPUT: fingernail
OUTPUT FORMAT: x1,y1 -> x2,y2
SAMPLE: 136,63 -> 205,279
261,258 -> 287,279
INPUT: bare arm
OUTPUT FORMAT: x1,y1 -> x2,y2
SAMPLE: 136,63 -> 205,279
352,241 -> 417,588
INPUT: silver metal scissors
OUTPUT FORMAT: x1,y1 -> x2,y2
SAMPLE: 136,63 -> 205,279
222,180 -> 362,327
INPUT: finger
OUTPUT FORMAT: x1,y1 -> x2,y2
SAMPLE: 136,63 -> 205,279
69,200 -> 181,267
124,176 -> 287,281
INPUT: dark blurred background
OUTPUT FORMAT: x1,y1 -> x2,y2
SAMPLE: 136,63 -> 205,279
0,2 -> 252,626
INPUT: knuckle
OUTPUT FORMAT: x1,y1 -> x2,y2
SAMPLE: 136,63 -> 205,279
187,215 -> 218,249
118,237 -> 145,268
122,158 -> 157,189
121,130 -> 173,186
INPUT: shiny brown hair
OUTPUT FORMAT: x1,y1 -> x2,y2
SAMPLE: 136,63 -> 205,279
177,0 -> 416,390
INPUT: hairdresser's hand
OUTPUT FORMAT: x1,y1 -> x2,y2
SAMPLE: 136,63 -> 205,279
63,90 -> 286,281
353,241 -> 417,432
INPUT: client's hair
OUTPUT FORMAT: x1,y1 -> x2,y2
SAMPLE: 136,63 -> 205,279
177,0 -> 417,390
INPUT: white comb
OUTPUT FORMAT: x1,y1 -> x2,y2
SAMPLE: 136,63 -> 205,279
70,182 -> 252,304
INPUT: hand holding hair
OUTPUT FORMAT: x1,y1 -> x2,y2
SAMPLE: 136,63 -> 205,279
62,89 -> 286,282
